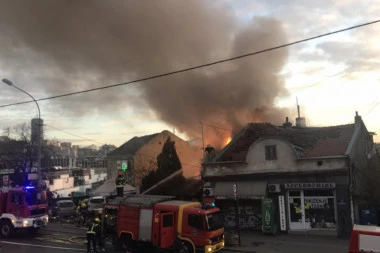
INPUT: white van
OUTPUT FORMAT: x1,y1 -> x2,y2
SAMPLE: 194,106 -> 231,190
88,196 -> 106,212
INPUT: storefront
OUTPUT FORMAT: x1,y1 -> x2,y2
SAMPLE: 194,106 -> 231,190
285,182 -> 337,231
204,181 -> 267,230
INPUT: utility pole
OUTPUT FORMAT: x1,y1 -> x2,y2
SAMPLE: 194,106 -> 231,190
2,78 -> 43,187
200,121 -> 205,159
233,183 -> 241,247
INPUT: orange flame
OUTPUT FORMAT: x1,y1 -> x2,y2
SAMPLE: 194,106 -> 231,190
224,137 -> 232,146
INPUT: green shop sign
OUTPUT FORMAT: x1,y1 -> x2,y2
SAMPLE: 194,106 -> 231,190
262,198 -> 276,234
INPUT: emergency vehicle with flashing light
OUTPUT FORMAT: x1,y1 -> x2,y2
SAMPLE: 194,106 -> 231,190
0,186 -> 49,237
348,224 -> 380,252
103,195 -> 225,253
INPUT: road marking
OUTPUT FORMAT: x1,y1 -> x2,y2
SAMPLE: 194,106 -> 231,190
0,240 -> 86,251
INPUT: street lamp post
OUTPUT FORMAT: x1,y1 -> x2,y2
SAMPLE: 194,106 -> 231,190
2,78 -> 42,186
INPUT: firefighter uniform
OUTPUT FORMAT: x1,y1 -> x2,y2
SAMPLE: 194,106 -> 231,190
77,202 -> 89,227
87,218 -> 101,252
115,174 -> 125,197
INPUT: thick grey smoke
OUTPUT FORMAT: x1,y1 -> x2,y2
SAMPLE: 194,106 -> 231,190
0,0 -> 289,148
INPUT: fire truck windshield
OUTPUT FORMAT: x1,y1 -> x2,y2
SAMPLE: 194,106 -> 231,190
205,211 -> 224,231
25,188 -> 48,205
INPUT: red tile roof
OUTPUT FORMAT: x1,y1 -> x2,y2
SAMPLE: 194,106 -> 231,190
215,123 -> 355,161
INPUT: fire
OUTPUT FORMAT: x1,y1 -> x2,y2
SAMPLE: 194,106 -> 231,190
224,137 -> 232,146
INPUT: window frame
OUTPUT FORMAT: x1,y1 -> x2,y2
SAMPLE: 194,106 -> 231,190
265,145 -> 277,160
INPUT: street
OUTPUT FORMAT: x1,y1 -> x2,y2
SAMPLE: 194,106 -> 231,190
0,222 -> 349,253
222,231 -> 349,253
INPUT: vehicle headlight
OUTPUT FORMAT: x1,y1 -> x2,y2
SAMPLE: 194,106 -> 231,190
23,220 -> 29,226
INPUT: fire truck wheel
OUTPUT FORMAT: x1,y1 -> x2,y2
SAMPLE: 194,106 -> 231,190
120,234 -> 133,250
0,221 -> 14,237
175,241 -> 194,253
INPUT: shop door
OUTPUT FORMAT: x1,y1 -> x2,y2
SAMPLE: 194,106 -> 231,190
288,190 -> 305,230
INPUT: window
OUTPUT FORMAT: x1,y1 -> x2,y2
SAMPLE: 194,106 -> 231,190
265,145 -> 277,160
59,201 -> 75,208
162,214 -> 173,227
205,212 -> 224,231
188,214 -> 204,230
11,193 -> 23,205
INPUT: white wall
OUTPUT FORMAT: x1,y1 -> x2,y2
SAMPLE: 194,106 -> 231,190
203,137 -> 347,177
246,138 -> 297,172
48,177 -> 74,191
46,171 -> 108,197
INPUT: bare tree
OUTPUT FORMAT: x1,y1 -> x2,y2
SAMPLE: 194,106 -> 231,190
0,123 -> 34,186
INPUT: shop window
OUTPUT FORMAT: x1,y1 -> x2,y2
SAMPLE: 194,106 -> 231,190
305,197 -> 336,228
188,214 -> 203,230
289,191 -> 301,197
289,197 -> 302,222
304,190 -> 334,197
265,145 -> 277,160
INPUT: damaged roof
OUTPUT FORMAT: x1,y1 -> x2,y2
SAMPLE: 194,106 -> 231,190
143,172 -> 203,197
214,123 -> 356,162
108,133 -> 159,157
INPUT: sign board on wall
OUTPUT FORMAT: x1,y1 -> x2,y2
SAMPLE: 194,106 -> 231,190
284,182 -> 335,189
278,195 -> 286,231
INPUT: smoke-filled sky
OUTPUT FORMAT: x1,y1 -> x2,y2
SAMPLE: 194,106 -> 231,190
0,0 -> 380,149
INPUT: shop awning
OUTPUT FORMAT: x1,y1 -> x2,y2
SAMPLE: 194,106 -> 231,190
214,181 -> 267,199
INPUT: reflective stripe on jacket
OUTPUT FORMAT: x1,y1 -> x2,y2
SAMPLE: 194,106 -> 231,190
87,223 -> 98,234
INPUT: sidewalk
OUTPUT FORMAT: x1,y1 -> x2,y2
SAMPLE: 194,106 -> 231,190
223,230 -> 349,253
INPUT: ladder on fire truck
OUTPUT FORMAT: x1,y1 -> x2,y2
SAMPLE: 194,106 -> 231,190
108,195 -> 176,208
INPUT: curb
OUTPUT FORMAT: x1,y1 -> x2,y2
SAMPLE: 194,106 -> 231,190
223,248 -> 256,253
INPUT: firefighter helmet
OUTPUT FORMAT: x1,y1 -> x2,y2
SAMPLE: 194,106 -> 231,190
94,218 -> 100,223
81,203 -> 86,208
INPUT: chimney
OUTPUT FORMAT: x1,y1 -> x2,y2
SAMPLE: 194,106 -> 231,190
295,98 -> 306,128
283,117 -> 292,129
205,145 -> 215,162
355,111 -> 362,123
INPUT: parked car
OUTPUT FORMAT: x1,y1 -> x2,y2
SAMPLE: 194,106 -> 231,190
52,200 -> 76,217
88,196 -> 106,212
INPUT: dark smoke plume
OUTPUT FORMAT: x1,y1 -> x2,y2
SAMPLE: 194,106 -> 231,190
0,1 -> 289,148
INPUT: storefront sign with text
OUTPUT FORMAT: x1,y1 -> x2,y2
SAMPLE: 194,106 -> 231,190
284,182 -> 335,189
278,195 -> 286,231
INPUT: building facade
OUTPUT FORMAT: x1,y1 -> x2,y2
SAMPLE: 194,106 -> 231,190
107,130 -> 203,191
202,112 -> 380,237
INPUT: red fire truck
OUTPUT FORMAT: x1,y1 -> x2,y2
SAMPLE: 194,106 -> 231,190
0,186 -> 49,237
104,195 -> 225,253
348,224 -> 380,252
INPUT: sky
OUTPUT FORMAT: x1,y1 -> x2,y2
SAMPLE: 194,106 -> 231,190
0,0 -> 379,149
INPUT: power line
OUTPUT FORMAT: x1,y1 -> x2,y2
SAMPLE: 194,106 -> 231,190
44,124 -> 105,145
1,19 -> 379,109
44,124 -> 201,168
201,122 -> 233,132
45,124 -> 151,145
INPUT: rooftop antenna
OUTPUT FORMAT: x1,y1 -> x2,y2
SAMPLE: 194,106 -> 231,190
296,97 -> 300,118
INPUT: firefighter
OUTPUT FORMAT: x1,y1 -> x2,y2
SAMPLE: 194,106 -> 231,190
115,171 -> 125,197
86,217 -> 101,252
77,202 -> 89,227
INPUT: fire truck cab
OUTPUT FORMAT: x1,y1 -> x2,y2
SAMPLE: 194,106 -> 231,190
104,195 -> 224,253
0,186 -> 49,237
